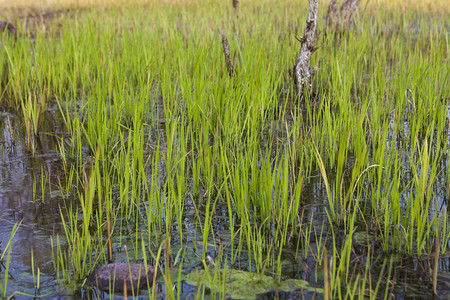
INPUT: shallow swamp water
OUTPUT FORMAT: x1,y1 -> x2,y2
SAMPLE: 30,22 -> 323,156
0,107 -> 322,299
2,103 -> 450,299
1,2 -> 450,299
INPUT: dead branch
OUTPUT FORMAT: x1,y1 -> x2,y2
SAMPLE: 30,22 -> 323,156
221,32 -> 234,77
340,0 -> 361,30
232,0 -> 239,12
325,0 -> 339,29
325,0 -> 361,32
294,0 -> 318,93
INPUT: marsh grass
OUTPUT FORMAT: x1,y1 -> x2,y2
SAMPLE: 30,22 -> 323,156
0,0 -> 449,298
0,221 -> 22,298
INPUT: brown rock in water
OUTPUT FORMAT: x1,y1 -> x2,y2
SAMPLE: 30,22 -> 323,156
0,21 -> 17,41
88,263 -> 156,293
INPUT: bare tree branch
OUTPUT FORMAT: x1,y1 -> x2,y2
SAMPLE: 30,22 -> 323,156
232,0 -> 239,12
340,0 -> 361,30
221,32 -> 234,77
325,0 -> 339,29
294,0 -> 318,93
325,0 -> 361,32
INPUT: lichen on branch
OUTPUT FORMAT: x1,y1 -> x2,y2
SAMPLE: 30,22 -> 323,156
294,0 -> 318,94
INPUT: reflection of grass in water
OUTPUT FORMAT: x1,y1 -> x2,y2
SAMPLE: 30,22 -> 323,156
0,0 -> 449,298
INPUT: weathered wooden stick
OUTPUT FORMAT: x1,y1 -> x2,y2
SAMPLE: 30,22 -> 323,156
294,0 -> 318,93
232,0 -> 239,12
221,32 -> 234,77
325,0 -> 361,32
325,0 -> 339,29
340,0 -> 361,31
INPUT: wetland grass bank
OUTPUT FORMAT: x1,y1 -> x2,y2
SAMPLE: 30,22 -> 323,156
0,0 -> 449,298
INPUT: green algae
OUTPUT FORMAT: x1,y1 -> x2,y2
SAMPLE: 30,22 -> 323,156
182,269 -> 323,299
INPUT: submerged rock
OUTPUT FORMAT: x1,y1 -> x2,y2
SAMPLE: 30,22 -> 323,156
88,263 -> 156,293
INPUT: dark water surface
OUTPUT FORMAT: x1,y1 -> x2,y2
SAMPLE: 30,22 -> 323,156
0,109 -> 320,299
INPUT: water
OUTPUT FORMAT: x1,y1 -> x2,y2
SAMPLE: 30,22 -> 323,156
2,102 -> 450,299
0,108 -> 321,299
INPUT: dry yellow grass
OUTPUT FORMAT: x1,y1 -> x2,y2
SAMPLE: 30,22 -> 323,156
0,0 -> 151,19
368,0 -> 449,14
